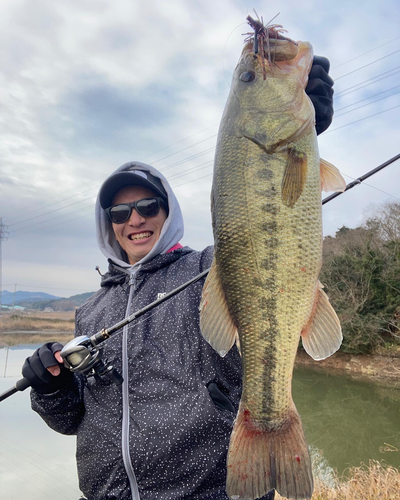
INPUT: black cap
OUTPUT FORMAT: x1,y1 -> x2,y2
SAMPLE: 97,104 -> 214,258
99,169 -> 168,209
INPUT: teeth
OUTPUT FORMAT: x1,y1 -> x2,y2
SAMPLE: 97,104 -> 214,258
129,232 -> 152,241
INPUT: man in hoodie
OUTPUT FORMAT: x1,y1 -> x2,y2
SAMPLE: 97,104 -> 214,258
21,57 -> 334,500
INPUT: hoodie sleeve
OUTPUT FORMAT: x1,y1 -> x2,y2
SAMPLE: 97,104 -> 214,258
30,309 -> 86,435
30,375 -> 85,435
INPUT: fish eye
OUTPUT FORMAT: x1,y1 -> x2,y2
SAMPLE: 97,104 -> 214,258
240,71 -> 255,82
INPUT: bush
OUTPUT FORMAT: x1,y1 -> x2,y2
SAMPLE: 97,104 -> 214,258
320,202 -> 400,354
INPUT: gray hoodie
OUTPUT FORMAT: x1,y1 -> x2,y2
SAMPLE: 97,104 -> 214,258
96,161 -> 184,270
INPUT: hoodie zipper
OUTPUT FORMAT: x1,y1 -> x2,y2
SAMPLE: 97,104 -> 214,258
121,272 -> 141,499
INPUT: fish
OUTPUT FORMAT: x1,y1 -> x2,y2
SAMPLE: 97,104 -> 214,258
199,15 -> 346,500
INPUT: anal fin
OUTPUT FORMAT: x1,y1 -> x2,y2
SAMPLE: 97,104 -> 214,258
199,258 -> 237,357
301,281 -> 342,360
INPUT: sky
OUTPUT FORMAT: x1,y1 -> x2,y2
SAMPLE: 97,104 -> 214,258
0,0 -> 399,298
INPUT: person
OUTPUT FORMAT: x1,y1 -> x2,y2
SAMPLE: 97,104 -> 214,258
21,57 -> 334,500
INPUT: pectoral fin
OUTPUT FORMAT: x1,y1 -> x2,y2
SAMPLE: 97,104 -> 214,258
199,258 -> 237,357
301,282 -> 342,360
281,147 -> 308,207
320,158 -> 346,192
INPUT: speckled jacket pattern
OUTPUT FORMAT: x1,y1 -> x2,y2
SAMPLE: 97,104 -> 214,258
31,246 -> 243,499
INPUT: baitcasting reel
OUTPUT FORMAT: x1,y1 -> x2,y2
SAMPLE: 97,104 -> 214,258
60,335 -> 123,386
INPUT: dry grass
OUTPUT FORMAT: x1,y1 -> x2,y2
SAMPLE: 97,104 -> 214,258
0,311 -> 75,333
0,332 -> 74,346
274,461 -> 400,500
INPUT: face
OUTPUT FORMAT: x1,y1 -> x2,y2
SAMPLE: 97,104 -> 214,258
111,185 -> 168,265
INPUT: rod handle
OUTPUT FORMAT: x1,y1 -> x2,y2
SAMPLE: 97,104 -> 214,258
0,377 -> 31,402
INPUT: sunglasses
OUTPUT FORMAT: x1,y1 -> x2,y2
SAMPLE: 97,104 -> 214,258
105,197 -> 166,224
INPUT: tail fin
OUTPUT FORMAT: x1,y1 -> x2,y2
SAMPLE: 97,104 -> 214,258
226,403 -> 313,500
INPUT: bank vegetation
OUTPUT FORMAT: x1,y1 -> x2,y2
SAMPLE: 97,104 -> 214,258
319,201 -> 400,357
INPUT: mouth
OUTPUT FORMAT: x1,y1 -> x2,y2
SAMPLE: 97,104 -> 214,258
128,231 -> 153,241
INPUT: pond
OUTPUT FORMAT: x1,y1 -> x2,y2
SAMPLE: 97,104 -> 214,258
1,344 -> 399,499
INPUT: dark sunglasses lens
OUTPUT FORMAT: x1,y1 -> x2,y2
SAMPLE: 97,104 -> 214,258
136,198 -> 160,217
109,205 -> 131,224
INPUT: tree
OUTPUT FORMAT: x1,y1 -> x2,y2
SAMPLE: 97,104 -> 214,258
320,202 -> 400,354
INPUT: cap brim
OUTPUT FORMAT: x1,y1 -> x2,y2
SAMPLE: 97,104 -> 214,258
99,172 -> 167,209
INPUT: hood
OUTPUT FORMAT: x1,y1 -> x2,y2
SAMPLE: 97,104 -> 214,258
96,161 -> 184,270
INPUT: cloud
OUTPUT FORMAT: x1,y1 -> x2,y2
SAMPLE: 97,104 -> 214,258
0,0 -> 399,296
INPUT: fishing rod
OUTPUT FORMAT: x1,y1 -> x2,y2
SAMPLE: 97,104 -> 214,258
1,154 -> 398,402
0,269 -> 210,402
322,153 -> 400,205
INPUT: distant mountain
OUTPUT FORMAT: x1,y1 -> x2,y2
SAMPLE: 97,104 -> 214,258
17,291 -> 95,311
1,290 -> 62,306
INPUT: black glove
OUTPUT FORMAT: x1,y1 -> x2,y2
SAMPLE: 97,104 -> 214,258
22,342 -> 74,394
306,56 -> 334,135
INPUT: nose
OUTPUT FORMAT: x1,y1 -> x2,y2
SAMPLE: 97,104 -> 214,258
127,208 -> 146,226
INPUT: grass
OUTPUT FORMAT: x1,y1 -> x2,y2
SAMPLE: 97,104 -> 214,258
274,461 -> 400,500
0,332 -> 74,346
0,311 -> 75,334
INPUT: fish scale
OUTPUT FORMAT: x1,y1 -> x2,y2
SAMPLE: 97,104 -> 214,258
200,21 -> 344,500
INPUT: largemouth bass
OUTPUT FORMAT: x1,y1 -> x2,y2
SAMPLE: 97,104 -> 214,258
200,17 -> 345,500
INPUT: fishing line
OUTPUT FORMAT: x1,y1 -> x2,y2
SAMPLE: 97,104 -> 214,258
338,174 -> 400,202
222,21 -> 248,90
322,154 -> 400,205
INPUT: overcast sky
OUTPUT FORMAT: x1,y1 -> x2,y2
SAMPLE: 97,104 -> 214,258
0,0 -> 399,298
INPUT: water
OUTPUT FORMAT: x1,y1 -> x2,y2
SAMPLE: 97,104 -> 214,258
293,366 -> 400,476
0,345 -> 81,500
1,345 -> 399,498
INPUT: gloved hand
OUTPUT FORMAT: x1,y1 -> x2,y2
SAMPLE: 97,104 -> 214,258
306,56 -> 334,135
22,342 -> 74,394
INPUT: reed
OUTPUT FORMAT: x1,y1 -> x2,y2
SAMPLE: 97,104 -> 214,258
0,311 -> 75,333
276,460 -> 400,500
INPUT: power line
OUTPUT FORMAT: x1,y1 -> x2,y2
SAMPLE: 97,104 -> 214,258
9,203 -> 95,235
326,103 -> 400,133
332,35 -> 400,70
5,65 -> 400,230
335,49 -> 400,80
7,99 -> 400,237
8,196 -> 98,228
2,283 -> 94,291
335,84 -> 400,112
335,88 -> 400,118
3,50 -> 400,231
335,66 -> 400,98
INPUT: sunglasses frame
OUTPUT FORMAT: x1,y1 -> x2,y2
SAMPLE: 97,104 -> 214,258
105,197 -> 165,224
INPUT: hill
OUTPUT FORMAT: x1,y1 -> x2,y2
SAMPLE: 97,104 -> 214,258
17,291 -> 95,311
1,290 -> 61,306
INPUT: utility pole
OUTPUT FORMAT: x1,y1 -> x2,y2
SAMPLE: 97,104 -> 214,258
0,218 -> 9,311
